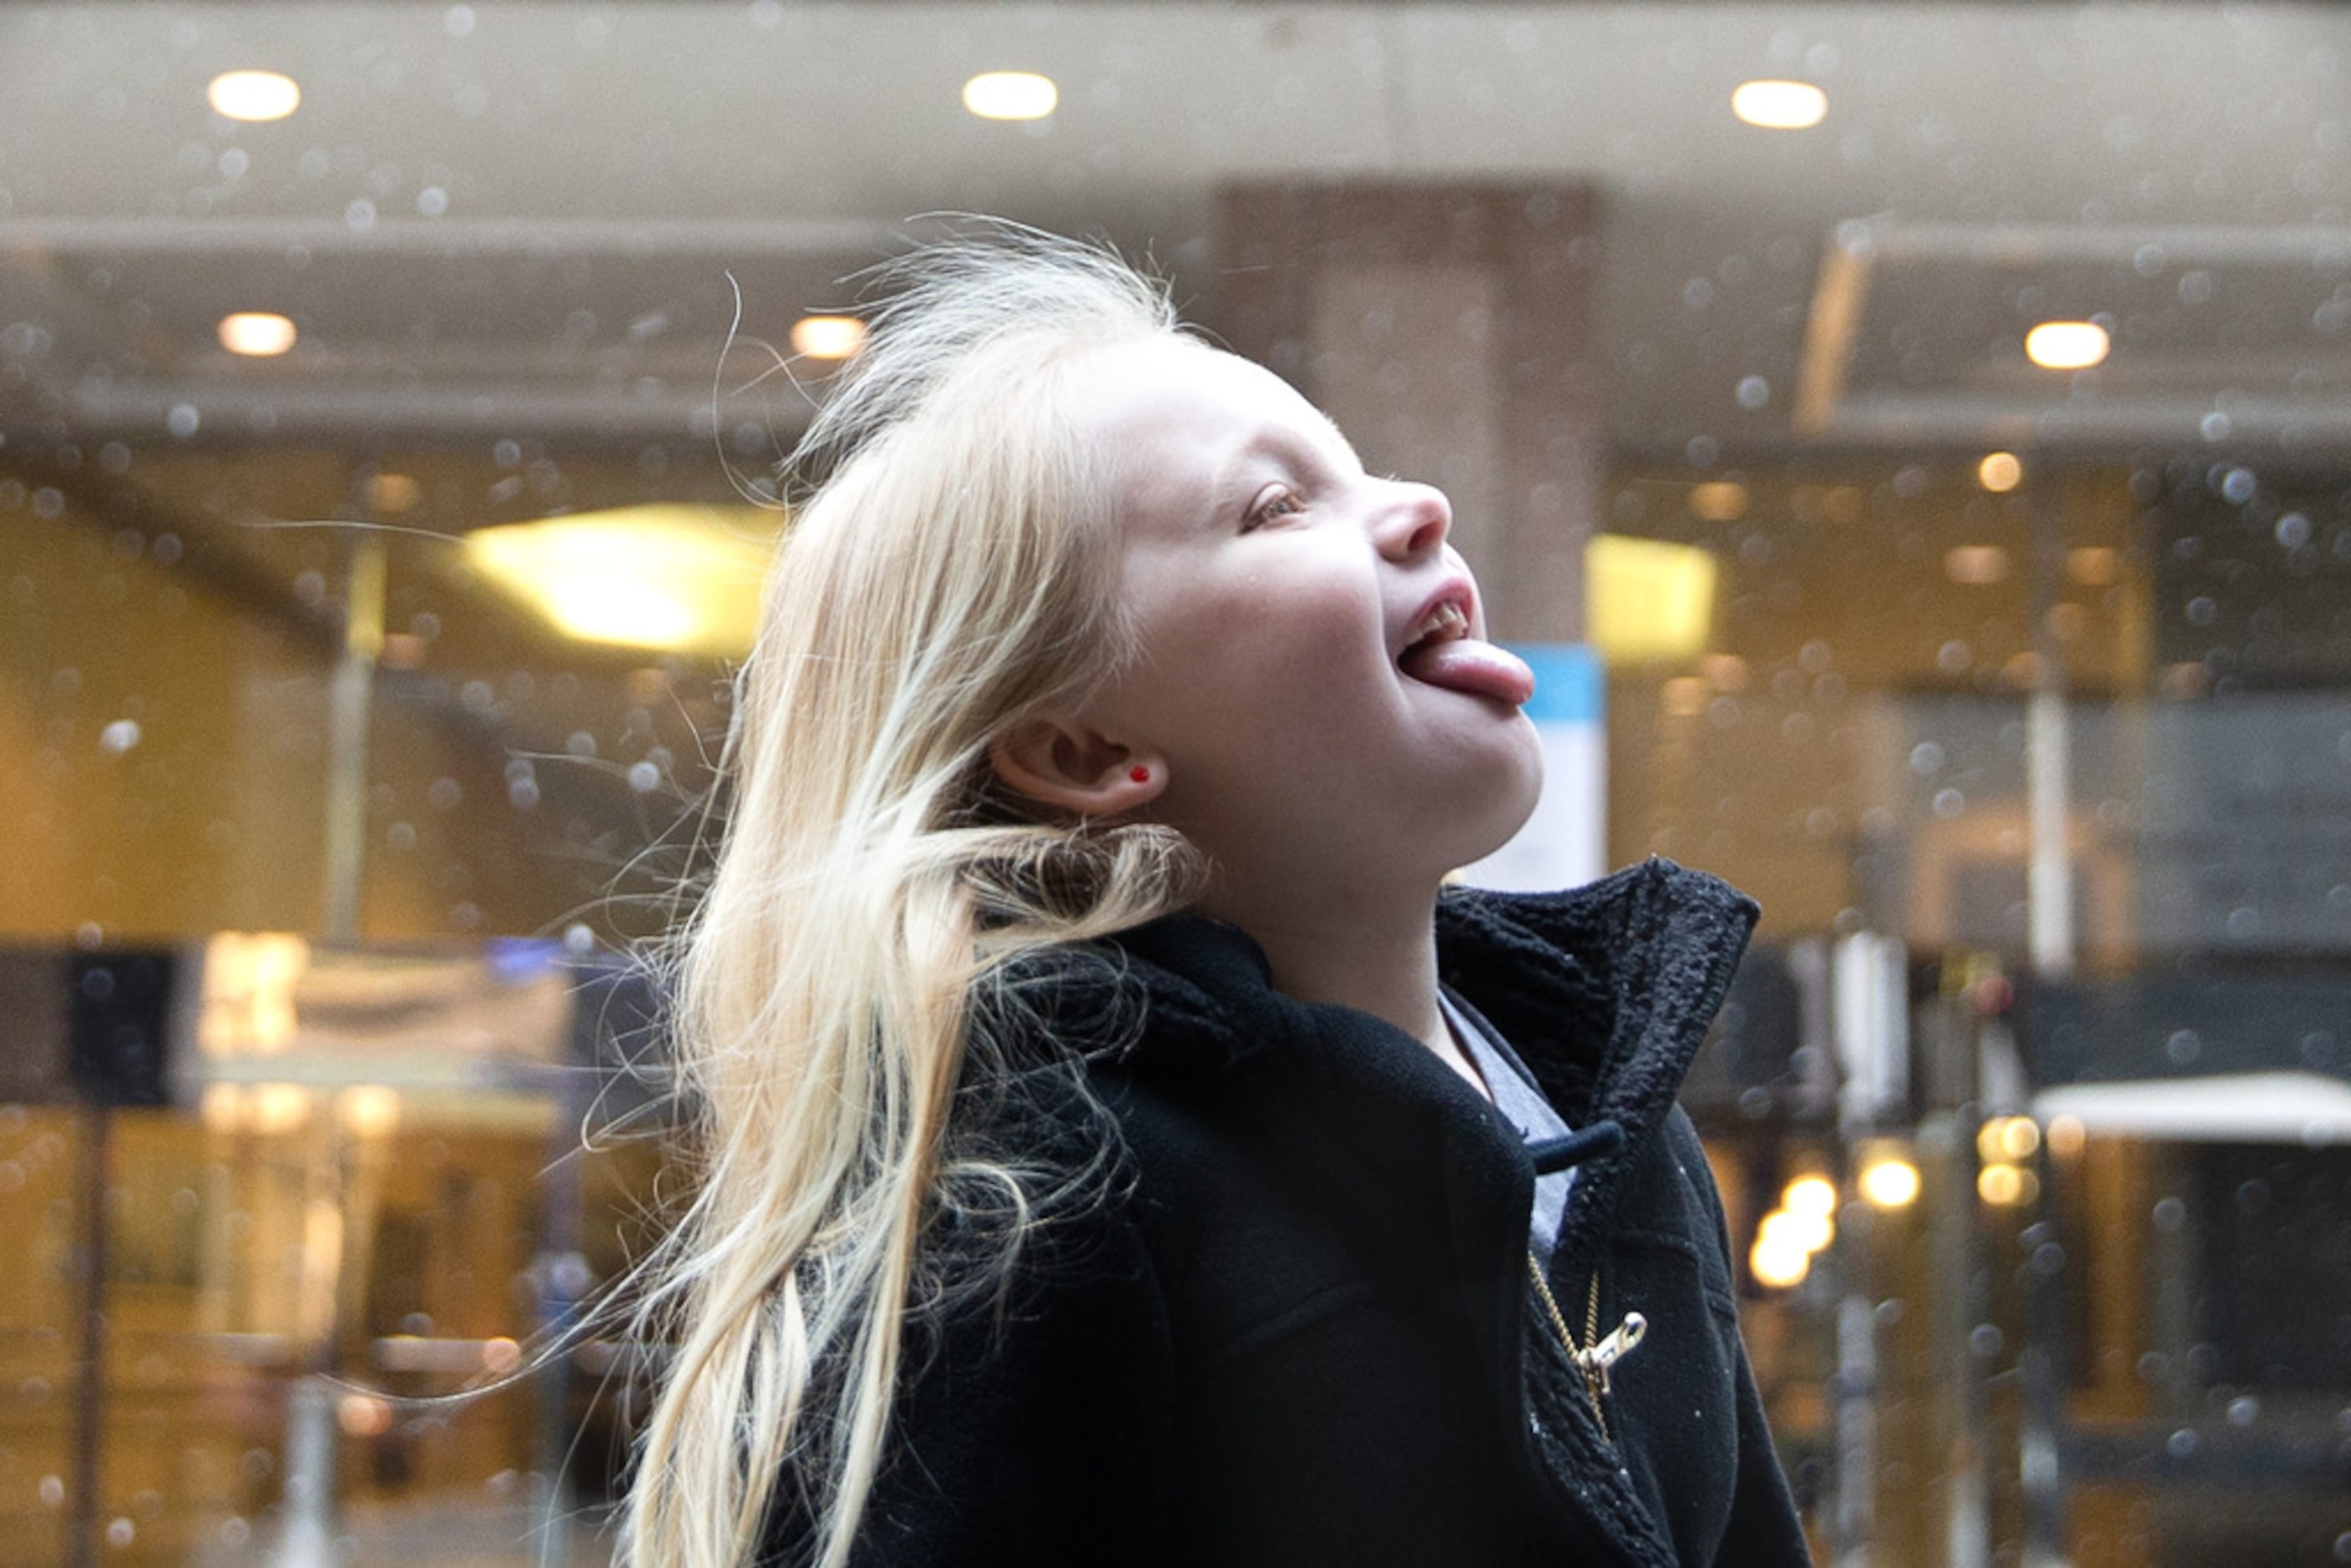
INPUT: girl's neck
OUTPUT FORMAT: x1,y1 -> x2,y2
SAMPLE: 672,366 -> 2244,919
1197,881 -> 1491,1098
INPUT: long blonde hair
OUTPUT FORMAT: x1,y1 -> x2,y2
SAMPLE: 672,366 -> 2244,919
620,234 -> 1199,1568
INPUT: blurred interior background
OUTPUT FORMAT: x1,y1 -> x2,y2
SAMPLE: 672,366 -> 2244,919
4,3 -> 2351,1563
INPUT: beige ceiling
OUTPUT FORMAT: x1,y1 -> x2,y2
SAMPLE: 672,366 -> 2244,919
6,2 -> 2351,459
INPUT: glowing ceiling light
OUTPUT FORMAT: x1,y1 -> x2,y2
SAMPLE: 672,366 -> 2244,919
1731,79 -> 1828,130
463,505 -> 783,655
963,70 -> 1059,121
207,68 -> 301,122
1978,451 -> 2023,493
790,315 -> 868,361
1586,534 -> 1717,665
2025,320 -> 2110,370
218,311 -> 297,357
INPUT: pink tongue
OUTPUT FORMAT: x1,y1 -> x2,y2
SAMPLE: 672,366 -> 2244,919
1399,638 -> 1536,706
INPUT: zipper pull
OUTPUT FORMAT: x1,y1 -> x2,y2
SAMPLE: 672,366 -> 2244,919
1572,1310 -> 1648,1399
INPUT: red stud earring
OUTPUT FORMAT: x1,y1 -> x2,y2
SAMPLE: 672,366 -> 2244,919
1128,765 -> 1151,784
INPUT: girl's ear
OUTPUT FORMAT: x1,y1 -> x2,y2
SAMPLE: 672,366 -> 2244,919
989,718 -> 1165,818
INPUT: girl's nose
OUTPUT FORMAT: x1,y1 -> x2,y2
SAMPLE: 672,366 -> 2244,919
1374,480 -> 1452,560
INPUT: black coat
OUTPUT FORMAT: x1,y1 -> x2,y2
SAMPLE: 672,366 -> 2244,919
782,860 -> 1809,1567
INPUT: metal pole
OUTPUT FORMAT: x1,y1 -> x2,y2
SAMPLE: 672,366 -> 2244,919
275,513 -> 384,1565
322,533 -> 385,944
2026,478 -> 2075,978
66,1100 -> 111,1568
2019,1220 -> 2069,1566
532,1062 -> 594,1568
1832,1272 -> 1878,1566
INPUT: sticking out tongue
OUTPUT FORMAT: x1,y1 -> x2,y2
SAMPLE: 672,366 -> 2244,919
1399,637 -> 1537,706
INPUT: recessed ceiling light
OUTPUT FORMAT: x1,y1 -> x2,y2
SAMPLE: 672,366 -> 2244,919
1977,451 -> 2023,493
1730,79 -> 1827,130
2025,320 -> 2110,370
207,68 -> 301,123
962,71 -> 1058,121
218,311 -> 297,356
789,315 -> 868,361
464,506 -> 784,655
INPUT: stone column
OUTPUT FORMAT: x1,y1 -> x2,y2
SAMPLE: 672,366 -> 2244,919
1212,183 -> 1605,644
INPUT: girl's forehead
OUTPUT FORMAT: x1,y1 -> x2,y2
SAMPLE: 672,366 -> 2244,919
1074,336 -> 1342,453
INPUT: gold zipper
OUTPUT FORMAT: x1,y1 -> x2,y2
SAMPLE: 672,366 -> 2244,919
1525,1252 -> 1648,1442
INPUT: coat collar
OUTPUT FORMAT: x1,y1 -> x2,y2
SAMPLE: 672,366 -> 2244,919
1433,859 -> 1760,1277
1093,859 -> 1756,1124
1062,858 -> 1758,1279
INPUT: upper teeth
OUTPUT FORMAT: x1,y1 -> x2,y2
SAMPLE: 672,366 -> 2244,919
1413,601 -> 1469,646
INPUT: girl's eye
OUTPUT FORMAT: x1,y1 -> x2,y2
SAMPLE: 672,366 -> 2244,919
1245,487 -> 1303,531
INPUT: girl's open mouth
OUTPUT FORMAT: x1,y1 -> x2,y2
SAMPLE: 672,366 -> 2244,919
1397,593 -> 1536,706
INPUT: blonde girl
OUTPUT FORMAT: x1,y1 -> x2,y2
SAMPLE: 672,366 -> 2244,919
622,232 -> 1806,1568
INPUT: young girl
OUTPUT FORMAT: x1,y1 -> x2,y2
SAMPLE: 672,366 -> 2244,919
622,233 -> 1807,1568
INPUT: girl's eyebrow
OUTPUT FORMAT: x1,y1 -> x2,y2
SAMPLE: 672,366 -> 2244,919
1216,418 -> 1355,490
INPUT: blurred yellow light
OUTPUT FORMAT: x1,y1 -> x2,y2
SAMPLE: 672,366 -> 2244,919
1686,480 -> 1750,522
1858,1156 -> 1922,1209
1749,1232 -> 1812,1288
198,933 -> 311,1057
218,311 -> 297,357
2045,1113 -> 2087,1158
1762,1206 -> 1835,1255
963,71 -> 1059,121
2066,546 -> 2121,588
1978,1162 -> 2037,1206
1978,452 -> 2023,493
339,1085 -> 401,1139
790,315 -> 868,361
1783,1175 -> 1838,1218
200,1083 -> 245,1135
1701,652 -> 1751,692
366,473 -> 422,514
336,1393 -> 394,1438
463,505 -> 781,655
2025,320 -> 2110,370
1731,79 -> 1828,130
207,68 -> 301,122
1944,544 -> 2010,586
1977,1115 -> 2041,1163
250,1083 -> 312,1136
1587,534 -> 1717,665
